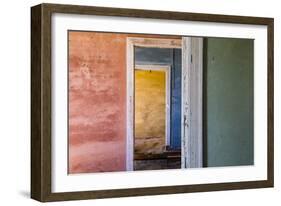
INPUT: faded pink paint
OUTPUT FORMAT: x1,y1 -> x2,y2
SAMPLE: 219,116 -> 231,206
68,32 -> 127,173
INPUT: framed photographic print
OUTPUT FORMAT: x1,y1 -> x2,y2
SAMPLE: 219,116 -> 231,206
31,3 -> 274,202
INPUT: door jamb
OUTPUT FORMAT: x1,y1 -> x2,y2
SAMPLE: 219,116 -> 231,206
182,37 -> 203,168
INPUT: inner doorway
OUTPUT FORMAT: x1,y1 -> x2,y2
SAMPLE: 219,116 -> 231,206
134,65 -> 180,170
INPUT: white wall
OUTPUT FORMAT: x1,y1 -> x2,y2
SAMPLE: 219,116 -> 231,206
0,0 -> 280,205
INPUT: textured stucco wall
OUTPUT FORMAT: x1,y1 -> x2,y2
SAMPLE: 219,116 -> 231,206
204,38 -> 254,167
134,69 -> 166,154
68,32 -> 127,173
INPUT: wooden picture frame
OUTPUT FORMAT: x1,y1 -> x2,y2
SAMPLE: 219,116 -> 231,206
31,3 -> 274,202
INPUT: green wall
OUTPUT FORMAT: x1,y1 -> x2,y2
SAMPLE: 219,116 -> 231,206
203,38 -> 254,167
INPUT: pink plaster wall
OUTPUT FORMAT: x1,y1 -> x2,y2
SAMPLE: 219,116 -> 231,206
68,32 -> 127,173
68,32 -> 181,173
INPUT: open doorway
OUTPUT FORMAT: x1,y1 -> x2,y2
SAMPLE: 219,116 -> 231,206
128,39 -> 182,171
126,37 -> 203,171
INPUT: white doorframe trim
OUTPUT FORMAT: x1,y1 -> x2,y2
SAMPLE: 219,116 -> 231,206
182,37 -> 203,168
135,64 -> 171,146
126,37 -> 182,171
181,37 -> 191,169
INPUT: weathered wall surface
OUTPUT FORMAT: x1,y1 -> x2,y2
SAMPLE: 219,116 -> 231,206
204,38 -> 254,167
134,70 -> 166,154
68,32 -> 127,173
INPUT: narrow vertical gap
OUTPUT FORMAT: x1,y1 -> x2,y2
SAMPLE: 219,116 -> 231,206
202,38 -> 208,167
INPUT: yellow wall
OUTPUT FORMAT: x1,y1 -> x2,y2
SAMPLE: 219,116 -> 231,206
134,69 -> 166,154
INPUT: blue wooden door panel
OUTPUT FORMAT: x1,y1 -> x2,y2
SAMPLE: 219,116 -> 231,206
170,49 -> 182,149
